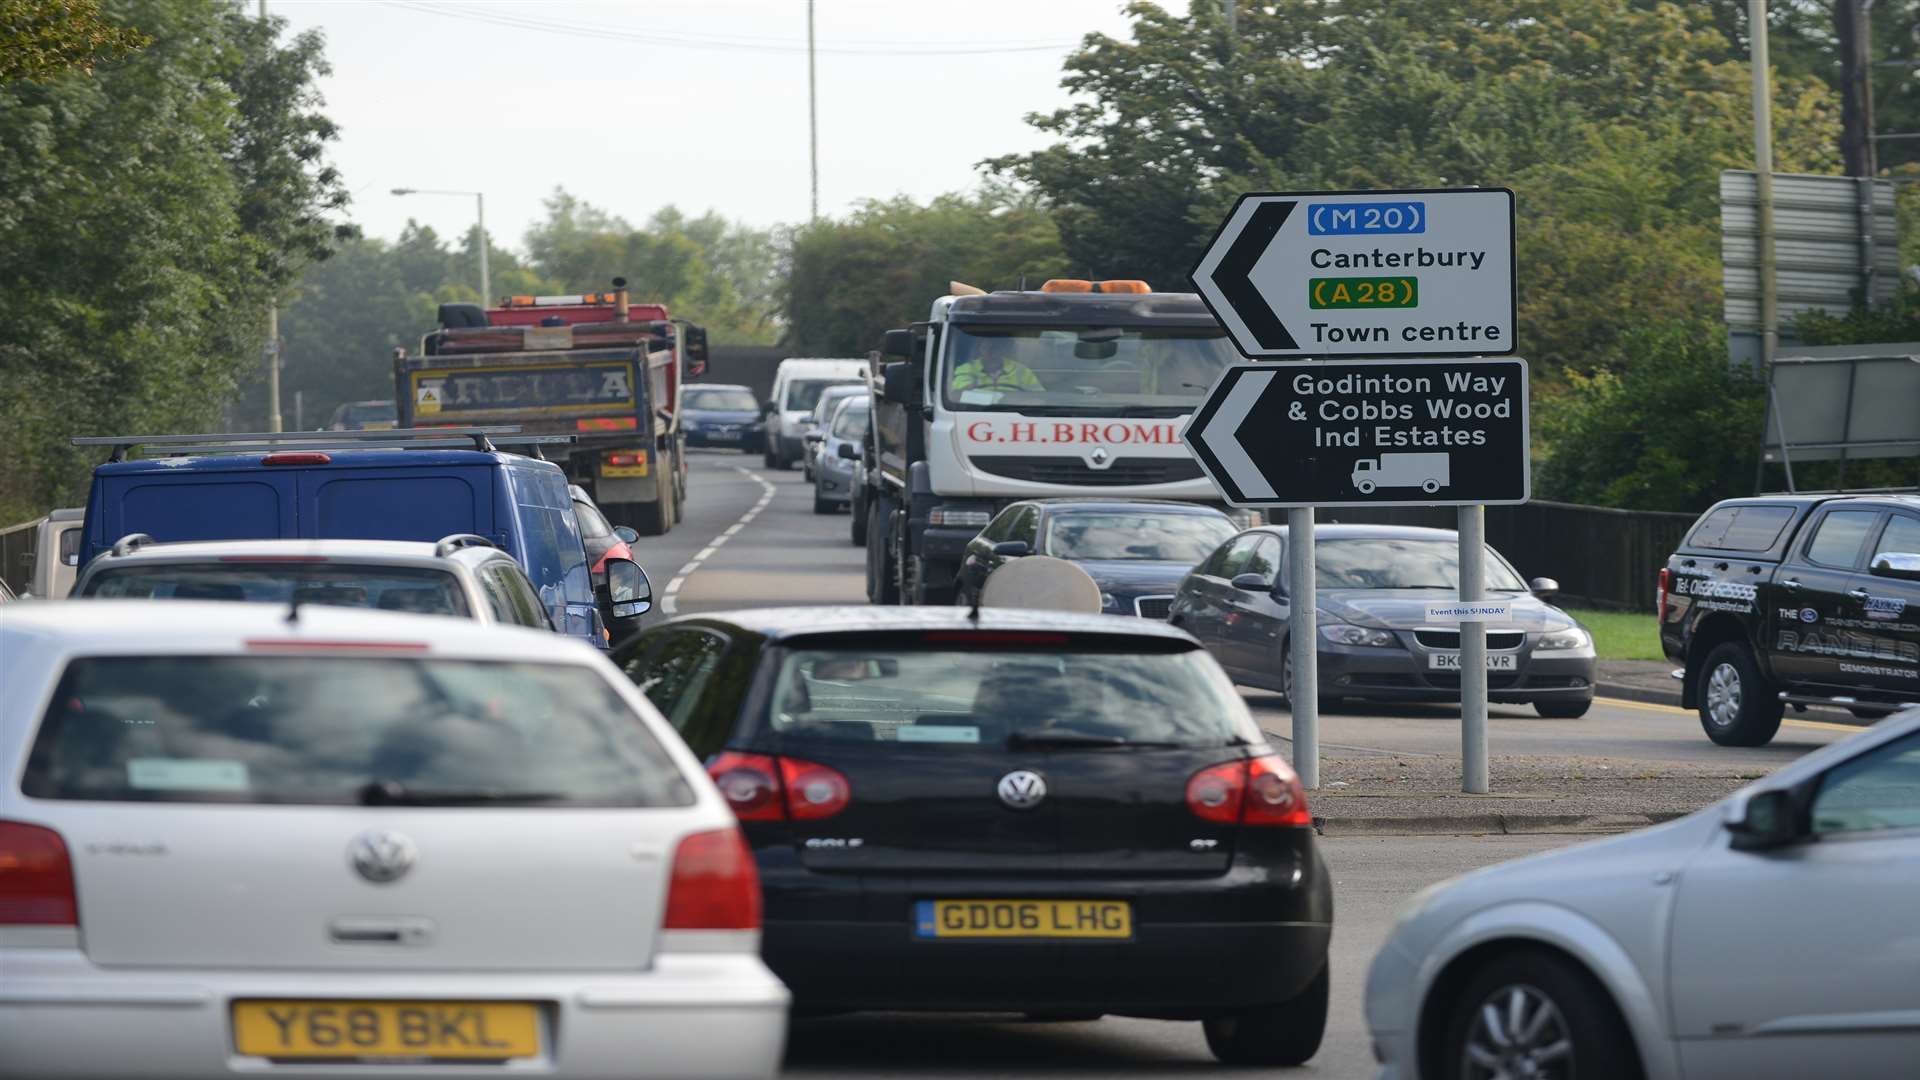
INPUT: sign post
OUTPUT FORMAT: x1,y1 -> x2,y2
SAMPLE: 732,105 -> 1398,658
1457,505 -> 1488,794
1286,506 -> 1318,790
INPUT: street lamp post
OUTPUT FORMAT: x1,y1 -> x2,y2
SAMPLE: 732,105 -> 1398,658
391,188 -> 490,304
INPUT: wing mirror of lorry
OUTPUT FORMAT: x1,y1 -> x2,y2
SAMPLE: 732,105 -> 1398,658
1726,787 -> 1807,852
991,540 -> 1031,558
613,525 -> 640,544
1870,552 -> 1920,581
684,325 -> 709,378
881,328 -> 916,360
597,558 -> 652,643
836,442 -> 858,460
881,361 -> 919,406
1230,573 -> 1271,592
1529,576 -> 1560,599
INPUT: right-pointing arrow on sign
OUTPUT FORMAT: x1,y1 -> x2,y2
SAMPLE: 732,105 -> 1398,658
1181,368 -> 1278,504
1211,200 -> 1297,351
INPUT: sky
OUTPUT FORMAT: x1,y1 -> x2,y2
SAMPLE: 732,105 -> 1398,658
271,0 -> 1147,252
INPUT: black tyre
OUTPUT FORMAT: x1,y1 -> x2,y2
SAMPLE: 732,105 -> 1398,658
631,498 -> 668,537
1696,641 -> 1783,746
867,502 -> 900,604
1203,964 -> 1328,1066
1441,949 -> 1641,1080
1534,697 -> 1593,719
912,557 -> 955,606
763,447 -> 777,468
850,499 -> 868,546
812,491 -> 834,515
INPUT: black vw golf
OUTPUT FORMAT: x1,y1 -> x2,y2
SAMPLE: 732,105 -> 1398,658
614,607 -> 1332,1065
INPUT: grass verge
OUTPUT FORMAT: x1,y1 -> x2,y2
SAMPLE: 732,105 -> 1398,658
1563,606 -> 1663,662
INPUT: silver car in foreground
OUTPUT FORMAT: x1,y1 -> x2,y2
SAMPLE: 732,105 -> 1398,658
0,601 -> 787,1079
1366,706 -> 1920,1079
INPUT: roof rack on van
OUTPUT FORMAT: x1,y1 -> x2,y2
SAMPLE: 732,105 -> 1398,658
109,533 -> 156,557
71,427 -> 566,462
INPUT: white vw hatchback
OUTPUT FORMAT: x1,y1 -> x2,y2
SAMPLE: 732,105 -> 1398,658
0,601 -> 787,1079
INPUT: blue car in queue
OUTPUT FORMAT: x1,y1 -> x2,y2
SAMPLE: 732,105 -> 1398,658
612,606 -> 1333,1066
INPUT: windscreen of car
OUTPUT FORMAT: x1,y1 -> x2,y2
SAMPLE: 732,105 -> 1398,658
830,400 -> 870,439
685,388 -> 758,411
764,645 -> 1259,747
81,563 -> 470,616
785,378 -> 859,411
347,402 -> 397,423
1314,539 -> 1528,591
573,500 -> 613,539
23,656 -> 694,806
811,387 -> 863,423
942,326 -> 1237,415
1044,512 -> 1236,562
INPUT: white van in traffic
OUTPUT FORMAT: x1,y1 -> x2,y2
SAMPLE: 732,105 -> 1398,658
764,358 -> 867,470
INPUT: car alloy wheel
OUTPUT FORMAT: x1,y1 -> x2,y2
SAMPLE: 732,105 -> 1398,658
1459,983 -> 1573,1080
1704,661 -> 1742,730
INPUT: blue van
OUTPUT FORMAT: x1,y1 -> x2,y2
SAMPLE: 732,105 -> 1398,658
75,431 -> 605,645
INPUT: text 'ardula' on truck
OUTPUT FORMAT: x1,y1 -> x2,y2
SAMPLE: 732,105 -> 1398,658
393,279 -> 709,536
859,278 -> 1242,605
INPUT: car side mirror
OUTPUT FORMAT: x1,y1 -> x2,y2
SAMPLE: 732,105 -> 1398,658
1529,576 -> 1560,599
599,558 -> 652,643
991,540 -> 1031,558
1870,552 -> 1920,581
836,442 -> 858,460
1230,572 -> 1270,592
683,325 -> 709,378
1727,788 -> 1804,852
613,525 -> 639,544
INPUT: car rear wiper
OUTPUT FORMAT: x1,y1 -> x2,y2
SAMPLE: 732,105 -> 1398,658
1007,732 -> 1183,749
356,780 -> 568,806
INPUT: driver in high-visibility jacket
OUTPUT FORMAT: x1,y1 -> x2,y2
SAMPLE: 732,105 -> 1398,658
950,338 -> 1044,393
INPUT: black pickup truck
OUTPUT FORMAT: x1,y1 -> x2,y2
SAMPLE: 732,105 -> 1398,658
1661,494 -> 1920,746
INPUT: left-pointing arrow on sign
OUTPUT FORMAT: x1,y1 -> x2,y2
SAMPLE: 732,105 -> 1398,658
1208,201 -> 1297,351
1180,367 -> 1278,504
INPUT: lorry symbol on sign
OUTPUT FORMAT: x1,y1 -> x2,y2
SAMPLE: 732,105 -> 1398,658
1352,452 -> 1450,495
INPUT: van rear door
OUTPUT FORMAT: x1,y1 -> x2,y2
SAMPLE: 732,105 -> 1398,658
299,463 -> 500,544
88,468 -> 297,559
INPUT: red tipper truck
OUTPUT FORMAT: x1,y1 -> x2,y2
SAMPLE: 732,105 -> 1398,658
394,279 -> 708,535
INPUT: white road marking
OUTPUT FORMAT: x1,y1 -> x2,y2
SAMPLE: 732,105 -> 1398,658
660,466 -> 778,616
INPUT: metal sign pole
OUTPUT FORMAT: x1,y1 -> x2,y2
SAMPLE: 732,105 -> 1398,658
1287,505 -> 1319,790
1458,504 -> 1489,793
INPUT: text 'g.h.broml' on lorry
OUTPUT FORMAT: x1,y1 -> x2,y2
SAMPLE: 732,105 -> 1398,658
859,279 -> 1242,605
394,280 -> 708,535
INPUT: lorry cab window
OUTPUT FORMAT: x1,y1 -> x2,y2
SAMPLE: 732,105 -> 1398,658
942,327 -> 1237,415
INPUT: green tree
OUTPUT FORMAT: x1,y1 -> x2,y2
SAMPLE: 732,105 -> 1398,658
0,0 -> 148,82
1533,321 -> 1765,511
784,187 -> 1072,354
0,0 -> 344,520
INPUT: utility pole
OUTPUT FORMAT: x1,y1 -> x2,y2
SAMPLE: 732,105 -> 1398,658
807,0 -> 819,221
1838,0 -> 1879,178
1750,0 -> 1778,371
475,192 -> 491,304
260,0 -> 282,432
1223,0 -> 1236,36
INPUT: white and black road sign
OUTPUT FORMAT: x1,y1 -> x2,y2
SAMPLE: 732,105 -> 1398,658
1182,358 -> 1530,508
1190,188 -> 1515,358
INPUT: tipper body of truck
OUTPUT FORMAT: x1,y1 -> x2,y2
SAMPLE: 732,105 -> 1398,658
861,279 -> 1240,604
394,282 -> 708,535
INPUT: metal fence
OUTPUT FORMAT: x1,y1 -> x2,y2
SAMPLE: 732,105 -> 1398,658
0,516 -> 42,597
1319,499 -> 1697,612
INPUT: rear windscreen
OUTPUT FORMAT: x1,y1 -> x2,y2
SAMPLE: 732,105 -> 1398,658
23,656 -> 693,807
764,646 -> 1258,748
81,564 -> 468,616
1688,505 -> 1796,552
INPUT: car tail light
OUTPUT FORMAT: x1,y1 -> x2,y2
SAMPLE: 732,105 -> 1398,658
0,821 -> 77,926
1185,757 -> 1310,827
707,752 -> 850,821
779,758 -> 850,820
1657,568 -> 1670,618
261,452 -> 331,465
707,752 -> 783,821
662,827 -> 761,930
